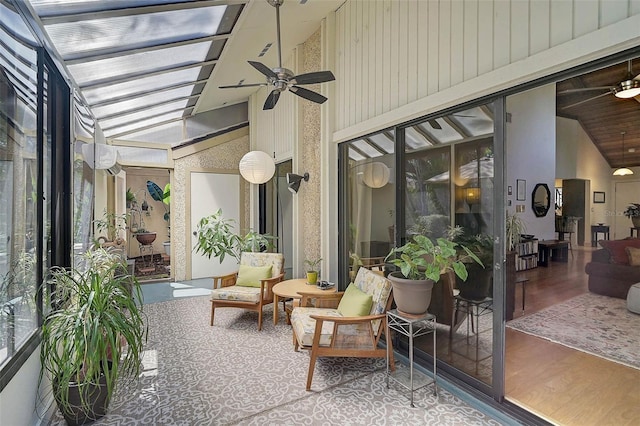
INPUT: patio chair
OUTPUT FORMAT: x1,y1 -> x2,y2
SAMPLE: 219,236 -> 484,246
209,252 -> 284,331
290,267 -> 394,390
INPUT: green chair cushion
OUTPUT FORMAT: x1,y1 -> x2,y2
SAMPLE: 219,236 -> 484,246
235,264 -> 272,287
337,283 -> 373,317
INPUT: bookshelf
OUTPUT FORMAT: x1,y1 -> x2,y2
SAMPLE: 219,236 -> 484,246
515,238 -> 538,271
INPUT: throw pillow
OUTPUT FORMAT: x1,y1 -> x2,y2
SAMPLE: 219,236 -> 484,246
598,239 -> 640,264
627,247 -> 640,266
337,283 -> 373,317
235,264 -> 272,287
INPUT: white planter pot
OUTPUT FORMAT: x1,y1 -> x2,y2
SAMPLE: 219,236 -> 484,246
163,241 -> 170,256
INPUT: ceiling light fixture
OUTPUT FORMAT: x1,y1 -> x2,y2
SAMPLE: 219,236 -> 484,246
613,60 -> 640,99
613,131 -> 634,176
238,151 -> 276,184
286,172 -> 309,194
361,162 -> 390,188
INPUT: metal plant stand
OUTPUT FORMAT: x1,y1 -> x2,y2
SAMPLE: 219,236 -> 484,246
386,309 -> 437,407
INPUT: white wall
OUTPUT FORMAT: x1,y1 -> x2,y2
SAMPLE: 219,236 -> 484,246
506,84 -> 557,241
556,117 -> 614,243
0,347 -> 50,425
332,0 -> 640,142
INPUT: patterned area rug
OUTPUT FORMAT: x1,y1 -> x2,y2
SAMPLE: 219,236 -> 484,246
507,293 -> 640,370
48,296 -> 501,425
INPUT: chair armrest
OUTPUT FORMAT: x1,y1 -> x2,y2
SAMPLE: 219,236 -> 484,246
258,273 -> 285,302
212,272 -> 238,289
309,313 -> 386,324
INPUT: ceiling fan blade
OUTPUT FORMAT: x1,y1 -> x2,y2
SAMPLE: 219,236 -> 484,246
292,70 -> 336,85
428,119 -> 442,130
263,90 -> 281,110
248,61 -> 278,79
558,86 -> 614,95
560,91 -> 612,110
219,83 -> 267,89
289,86 -> 328,104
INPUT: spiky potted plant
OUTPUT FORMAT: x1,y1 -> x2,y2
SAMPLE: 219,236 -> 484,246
39,248 -> 147,425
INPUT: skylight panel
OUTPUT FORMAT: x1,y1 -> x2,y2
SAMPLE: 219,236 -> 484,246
29,0 -> 199,16
68,42 -> 211,87
43,7 -> 226,58
92,86 -> 195,119
103,111 -> 184,138
351,139 -> 383,158
367,133 -> 394,153
82,68 -> 202,105
348,148 -> 366,162
405,127 -> 432,150
99,100 -> 188,131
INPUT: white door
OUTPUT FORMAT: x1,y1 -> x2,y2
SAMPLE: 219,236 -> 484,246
190,172 -> 241,279
614,180 -> 640,239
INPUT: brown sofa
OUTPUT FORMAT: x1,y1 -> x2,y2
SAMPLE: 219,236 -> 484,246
584,239 -> 640,299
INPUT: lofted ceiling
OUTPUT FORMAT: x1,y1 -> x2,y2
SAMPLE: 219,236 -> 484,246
23,0 -> 343,142
556,58 -> 640,169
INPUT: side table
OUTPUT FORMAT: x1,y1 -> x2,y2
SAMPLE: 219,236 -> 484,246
386,310 -> 437,407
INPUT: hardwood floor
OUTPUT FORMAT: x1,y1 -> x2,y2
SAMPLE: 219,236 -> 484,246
505,245 -> 640,425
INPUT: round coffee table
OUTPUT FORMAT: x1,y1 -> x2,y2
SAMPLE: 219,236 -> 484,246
272,278 -> 336,324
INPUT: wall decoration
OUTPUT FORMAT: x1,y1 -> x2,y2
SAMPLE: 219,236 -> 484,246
508,186 -> 513,195
516,179 -> 526,201
593,191 -> 605,203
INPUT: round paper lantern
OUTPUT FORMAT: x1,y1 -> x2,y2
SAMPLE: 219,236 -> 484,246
362,162 -> 390,188
238,151 -> 275,184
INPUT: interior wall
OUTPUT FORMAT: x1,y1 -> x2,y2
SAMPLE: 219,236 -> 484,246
506,84 -> 557,241
556,117 -> 614,242
171,128 -> 250,281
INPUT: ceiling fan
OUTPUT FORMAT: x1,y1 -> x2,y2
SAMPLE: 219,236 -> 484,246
558,59 -> 640,110
219,0 -> 335,110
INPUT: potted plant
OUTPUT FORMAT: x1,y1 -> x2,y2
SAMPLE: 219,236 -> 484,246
453,233 -> 494,300
385,234 -> 482,316
93,210 -> 128,247
39,248 -> 147,425
194,208 -> 275,264
624,203 -> 640,228
506,212 -> 527,252
304,257 -> 322,285
126,188 -> 136,209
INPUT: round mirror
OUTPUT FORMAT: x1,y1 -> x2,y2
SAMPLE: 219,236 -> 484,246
532,183 -> 551,217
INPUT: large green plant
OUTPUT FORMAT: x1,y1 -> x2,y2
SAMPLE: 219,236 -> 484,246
386,234 -> 482,282
194,209 -> 274,263
506,212 -> 527,251
39,248 -> 147,421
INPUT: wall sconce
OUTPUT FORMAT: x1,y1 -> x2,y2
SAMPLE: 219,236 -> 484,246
465,187 -> 481,204
287,172 -> 309,194
238,151 -> 276,184
361,162 -> 390,188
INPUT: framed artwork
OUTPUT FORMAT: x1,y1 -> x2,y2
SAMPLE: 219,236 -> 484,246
593,191 -> 605,203
516,179 -> 526,201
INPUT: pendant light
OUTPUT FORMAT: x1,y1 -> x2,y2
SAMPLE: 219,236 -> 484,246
613,131 -> 634,176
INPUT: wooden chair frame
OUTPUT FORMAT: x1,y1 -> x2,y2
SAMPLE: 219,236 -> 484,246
293,290 -> 395,391
210,255 -> 284,331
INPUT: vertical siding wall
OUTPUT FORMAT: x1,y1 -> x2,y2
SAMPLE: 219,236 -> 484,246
252,53 -> 297,162
333,0 -> 640,134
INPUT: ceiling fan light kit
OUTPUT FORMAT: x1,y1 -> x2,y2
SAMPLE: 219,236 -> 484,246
219,0 -> 335,110
613,78 -> 640,99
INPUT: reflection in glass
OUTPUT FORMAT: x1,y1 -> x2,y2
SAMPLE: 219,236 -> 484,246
405,105 -> 495,386
345,133 -> 395,283
0,14 -> 39,367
